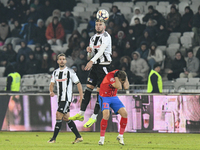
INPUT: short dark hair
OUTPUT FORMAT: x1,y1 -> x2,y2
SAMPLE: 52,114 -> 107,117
134,17 -> 140,21
57,53 -> 66,59
117,71 -> 127,82
187,50 -> 193,54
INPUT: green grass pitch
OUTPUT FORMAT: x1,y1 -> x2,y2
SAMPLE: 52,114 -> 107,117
0,132 -> 200,150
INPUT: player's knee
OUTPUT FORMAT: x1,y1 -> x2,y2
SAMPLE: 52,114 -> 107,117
56,111 -> 63,120
103,110 -> 110,120
86,84 -> 95,90
63,116 -> 69,122
122,111 -> 128,118
120,108 -> 128,118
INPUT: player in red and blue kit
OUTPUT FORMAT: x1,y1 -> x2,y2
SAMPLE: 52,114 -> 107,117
98,70 -> 130,145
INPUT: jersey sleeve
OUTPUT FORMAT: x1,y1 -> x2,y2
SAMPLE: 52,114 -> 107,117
102,33 -> 111,47
108,73 -> 116,84
50,71 -> 56,83
71,71 -> 80,84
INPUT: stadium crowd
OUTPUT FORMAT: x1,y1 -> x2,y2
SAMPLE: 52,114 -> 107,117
0,0 -> 200,84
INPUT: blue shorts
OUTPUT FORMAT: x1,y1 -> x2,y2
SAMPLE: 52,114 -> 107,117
98,95 -> 125,114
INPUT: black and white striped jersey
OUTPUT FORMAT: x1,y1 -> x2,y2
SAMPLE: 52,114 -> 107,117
51,67 -> 79,102
89,31 -> 112,64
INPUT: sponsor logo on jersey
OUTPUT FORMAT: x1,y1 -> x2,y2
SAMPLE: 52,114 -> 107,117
93,45 -> 101,49
110,78 -> 115,82
56,78 -> 68,82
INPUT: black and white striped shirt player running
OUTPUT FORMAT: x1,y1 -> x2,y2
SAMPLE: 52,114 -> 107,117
48,53 -> 84,144
69,19 -> 112,128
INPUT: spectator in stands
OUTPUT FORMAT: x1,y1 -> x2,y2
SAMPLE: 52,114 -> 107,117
31,0 -> 43,14
5,65 -> 21,92
41,0 -> 54,21
66,30 -> 82,56
142,5 -> 155,23
26,51 -> 39,74
15,54 -> 27,77
0,46 -> 9,67
119,62 -> 134,84
17,0 -> 30,23
73,50 -> 87,72
33,19 -> 46,45
109,5 -> 125,27
77,63 -> 88,84
60,10 -> 77,35
107,19 -> 119,35
106,27 -> 115,44
167,51 -> 186,80
113,31 -> 126,55
192,6 -> 200,46
38,52 -> 49,73
6,0 -> 18,24
147,42 -> 164,69
136,41 -> 149,60
122,40 -> 134,57
87,11 -> 97,33
26,4 -> 40,24
120,20 -> 129,36
147,63 -> 162,93
0,19 -> 10,46
130,7 -> 144,26
110,50 -> 120,70
130,51 -> 149,84
5,20 -> 22,48
46,16 -> 65,46
166,5 -> 181,32
49,52 -> 58,74
81,29 -> 90,45
45,9 -> 61,27
34,43 -> 43,61
155,24 -> 169,45
180,6 -> 193,33
152,9 -> 166,29
126,26 -> 136,49
137,30 -> 152,48
71,41 -> 86,60
43,43 -> 54,63
20,16 -> 37,44
145,18 -> 159,40
180,50 -> 199,78
0,2 -> 7,23
6,43 -> 17,64
132,18 -> 145,41
17,40 -> 32,62
119,56 -> 131,71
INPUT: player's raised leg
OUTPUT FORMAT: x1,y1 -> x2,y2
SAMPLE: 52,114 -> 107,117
69,84 -> 95,121
116,107 -> 128,145
83,90 -> 100,128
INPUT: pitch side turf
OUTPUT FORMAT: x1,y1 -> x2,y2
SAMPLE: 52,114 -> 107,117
0,132 -> 200,150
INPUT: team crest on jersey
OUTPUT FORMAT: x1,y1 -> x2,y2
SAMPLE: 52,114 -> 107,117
87,78 -> 93,83
110,78 -> 115,82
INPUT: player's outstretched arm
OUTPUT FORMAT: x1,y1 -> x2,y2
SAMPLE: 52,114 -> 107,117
76,82 -> 83,103
123,77 -> 129,90
112,77 -> 122,90
49,82 -> 55,97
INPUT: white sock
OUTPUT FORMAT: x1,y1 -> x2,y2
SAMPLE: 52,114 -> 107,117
100,136 -> 105,141
118,134 -> 123,138
91,114 -> 98,120
79,111 -> 85,116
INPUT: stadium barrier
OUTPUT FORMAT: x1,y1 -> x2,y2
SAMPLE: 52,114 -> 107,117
0,93 -> 199,133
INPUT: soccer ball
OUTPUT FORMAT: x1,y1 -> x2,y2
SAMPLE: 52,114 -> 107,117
96,9 -> 109,21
